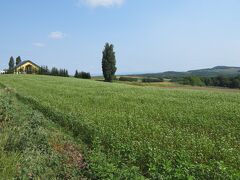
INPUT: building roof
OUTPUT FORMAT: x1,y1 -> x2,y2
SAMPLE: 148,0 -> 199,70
15,60 -> 40,69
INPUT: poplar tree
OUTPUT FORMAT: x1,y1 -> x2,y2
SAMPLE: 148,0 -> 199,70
8,56 -> 15,73
75,70 -> 79,78
16,56 -> 22,66
102,43 -> 117,82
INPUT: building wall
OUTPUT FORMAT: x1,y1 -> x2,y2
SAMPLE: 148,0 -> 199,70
15,62 -> 39,74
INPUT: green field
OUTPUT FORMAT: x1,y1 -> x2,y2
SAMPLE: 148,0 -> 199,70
0,75 -> 240,179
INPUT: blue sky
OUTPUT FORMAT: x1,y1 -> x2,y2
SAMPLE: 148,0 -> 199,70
0,0 -> 240,75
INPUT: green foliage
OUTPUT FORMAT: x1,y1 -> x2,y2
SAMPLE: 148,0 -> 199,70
0,146 -> 19,179
0,75 -> 240,179
173,76 -> 204,86
231,78 -> 240,88
0,93 -> 20,179
174,76 -> 240,89
51,67 -> 59,76
102,43 -> 117,82
39,67 -> 69,77
137,66 -> 240,79
203,76 -> 240,88
39,66 -> 49,75
119,76 -> 139,82
8,56 -> 15,73
74,70 -> 91,79
142,77 -> 164,83
16,56 -> 22,66
74,70 -> 79,78
0,88 -> 85,179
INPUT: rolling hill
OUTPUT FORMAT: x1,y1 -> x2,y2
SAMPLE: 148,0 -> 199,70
135,66 -> 240,78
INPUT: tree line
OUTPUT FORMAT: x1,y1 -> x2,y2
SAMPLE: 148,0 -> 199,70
38,66 -> 69,77
74,71 -> 91,79
173,76 -> 240,89
6,57 -> 71,77
4,42 -> 117,82
38,42 -> 117,81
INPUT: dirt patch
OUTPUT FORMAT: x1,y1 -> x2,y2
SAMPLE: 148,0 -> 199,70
4,87 -> 16,94
51,142 -> 86,169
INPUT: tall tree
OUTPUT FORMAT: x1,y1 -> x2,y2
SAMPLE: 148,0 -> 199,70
8,56 -> 15,73
65,70 -> 69,77
102,43 -> 117,82
16,56 -> 22,66
51,67 -> 59,76
74,70 -> 79,78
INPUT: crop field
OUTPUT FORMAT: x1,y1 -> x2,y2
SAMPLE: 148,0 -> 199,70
0,74 -> 240,179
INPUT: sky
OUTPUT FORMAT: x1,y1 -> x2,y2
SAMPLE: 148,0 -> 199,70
0,0 -> 240,75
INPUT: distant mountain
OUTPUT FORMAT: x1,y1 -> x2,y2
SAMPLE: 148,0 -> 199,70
133,66 -> 240,78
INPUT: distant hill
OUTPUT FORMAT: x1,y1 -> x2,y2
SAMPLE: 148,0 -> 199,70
133,66 -> 240,78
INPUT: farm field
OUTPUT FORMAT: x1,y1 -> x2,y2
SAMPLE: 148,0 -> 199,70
0,74 -> 240,179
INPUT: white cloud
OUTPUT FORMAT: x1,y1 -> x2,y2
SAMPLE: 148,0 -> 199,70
79,0 -> 124,7
33,42 -> 45,47
49,31 -> 65,40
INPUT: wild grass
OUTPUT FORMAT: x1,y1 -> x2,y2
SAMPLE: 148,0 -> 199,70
0,74 -> 239,179
0,86 -> 85,179
0,91 -> 19,179
0,134 -> 20,179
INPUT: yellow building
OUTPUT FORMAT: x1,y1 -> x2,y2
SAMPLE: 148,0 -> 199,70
14,60 -> 40,74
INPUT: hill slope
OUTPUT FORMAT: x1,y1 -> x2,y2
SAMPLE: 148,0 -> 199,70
136,66 -> 240,78
0,75 -> 239,179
